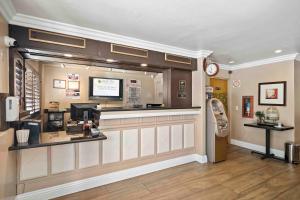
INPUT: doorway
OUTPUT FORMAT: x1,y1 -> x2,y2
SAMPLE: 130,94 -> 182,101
209,78 -> 228,114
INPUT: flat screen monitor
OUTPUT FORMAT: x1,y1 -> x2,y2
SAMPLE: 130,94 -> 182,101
70,103 -> 98,121
89,77 -> 123,100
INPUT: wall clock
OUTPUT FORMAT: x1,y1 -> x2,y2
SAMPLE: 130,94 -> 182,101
203,58 -> 220,77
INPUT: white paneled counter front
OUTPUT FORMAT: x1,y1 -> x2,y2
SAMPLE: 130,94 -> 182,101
17,108 -> 203,198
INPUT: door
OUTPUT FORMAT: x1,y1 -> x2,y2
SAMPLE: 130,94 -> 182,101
209,78 -> 228,114
210,78 -> 229,145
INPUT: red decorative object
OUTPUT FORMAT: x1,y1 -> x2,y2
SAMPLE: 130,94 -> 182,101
242,96 -> 254,118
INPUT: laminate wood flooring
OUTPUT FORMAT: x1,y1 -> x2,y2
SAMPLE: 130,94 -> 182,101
55,145 -> 300,200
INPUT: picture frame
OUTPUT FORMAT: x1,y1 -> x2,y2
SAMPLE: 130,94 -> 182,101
178,80 -> 187,98
68,81 -> 80,90
53,79 -> 66,89
242,96 -> 254,118
258,81 -> 286,106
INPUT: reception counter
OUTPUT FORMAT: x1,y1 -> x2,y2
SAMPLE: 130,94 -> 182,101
15,107 -> 205,199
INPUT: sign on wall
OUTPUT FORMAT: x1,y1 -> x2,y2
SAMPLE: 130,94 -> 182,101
178,80 -> 187,98
66,73 -> 80,99
125,79 -> 142,105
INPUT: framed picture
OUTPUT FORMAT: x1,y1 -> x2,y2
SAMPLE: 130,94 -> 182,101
53,79 -> 66,89
258,81 -> 286,106
242,96 -> 254,118
68,81 -> 80,90
178,80 -> 187,98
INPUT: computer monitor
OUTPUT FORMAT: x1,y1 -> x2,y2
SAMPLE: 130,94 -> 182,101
70,103 -> 98,121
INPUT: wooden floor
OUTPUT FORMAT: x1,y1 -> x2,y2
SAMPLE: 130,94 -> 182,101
55,145 -> 300,200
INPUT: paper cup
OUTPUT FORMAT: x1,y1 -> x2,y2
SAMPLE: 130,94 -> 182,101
16,129 -> 30,144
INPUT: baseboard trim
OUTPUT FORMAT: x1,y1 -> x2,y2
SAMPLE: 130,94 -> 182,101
230,139 -> 284,158
16,153 -> 207,200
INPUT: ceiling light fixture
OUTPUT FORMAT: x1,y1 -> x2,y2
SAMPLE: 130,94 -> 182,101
64,54 -> 73,58
141,63 -> 148,67
274,49 -> 283,54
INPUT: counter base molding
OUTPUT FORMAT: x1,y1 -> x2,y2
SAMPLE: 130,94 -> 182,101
230,139 -> 284,158
16,153 -> 207,200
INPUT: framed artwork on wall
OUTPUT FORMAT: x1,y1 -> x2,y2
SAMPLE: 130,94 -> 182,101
242,96 -> 254,118
53,79 -> 66,89
68,81 -> 80,90
258,81 -> 286,106
178,80 -> 187,98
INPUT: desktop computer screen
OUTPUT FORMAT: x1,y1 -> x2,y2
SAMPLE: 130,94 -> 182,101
70,103 -> 98,121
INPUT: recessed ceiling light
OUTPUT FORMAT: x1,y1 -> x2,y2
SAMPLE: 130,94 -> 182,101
274,49 -> 283,54
229,61 -> 235,64
141,63 -> 148,67
106,59 -> 116,63
64,54 -> 73,58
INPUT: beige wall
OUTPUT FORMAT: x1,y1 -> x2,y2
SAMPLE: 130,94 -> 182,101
229,61 -> 295,150
192,57 -> 207,155
0,13 -> 17,200
0,14 -> 9,93
295,60 -> 300,143
41,64 -> 162,109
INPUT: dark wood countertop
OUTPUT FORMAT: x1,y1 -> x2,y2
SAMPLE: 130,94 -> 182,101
244,123 -> 294,131
8,131 -> 107,151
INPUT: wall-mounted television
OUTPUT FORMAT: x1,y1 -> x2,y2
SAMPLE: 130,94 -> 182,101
89,77 -> 123,100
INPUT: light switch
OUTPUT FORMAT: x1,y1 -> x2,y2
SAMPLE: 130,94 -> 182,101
235,106 -> 239,111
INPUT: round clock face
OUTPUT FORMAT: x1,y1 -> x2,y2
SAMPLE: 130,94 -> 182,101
206,63 -> 219,76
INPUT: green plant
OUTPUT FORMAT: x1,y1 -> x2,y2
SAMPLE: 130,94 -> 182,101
255,111 -> 265,122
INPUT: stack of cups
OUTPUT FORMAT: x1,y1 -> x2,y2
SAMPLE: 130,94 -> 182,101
16,129 -> 30,145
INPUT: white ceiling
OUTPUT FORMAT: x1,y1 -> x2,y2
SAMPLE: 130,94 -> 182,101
3,0 -> 300,65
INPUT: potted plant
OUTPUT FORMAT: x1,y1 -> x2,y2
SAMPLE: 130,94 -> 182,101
255,111 -> 265,124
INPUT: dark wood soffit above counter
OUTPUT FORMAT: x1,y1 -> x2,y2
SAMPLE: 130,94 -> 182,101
9,25 -> 197,71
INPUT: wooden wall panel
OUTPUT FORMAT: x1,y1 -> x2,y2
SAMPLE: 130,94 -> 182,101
20,147 -> 47,181
51,144 -> 75,174
17,114 -> 198,194
102,131 -> 121,164
141,127 -> 155,157
157,126 -> 170,154
184,123 -> 195,148
122,129 -> 139,160
78,141 -> 100,169
171,124 -> 183,150
170,69 -> 192,108
9,25 -> 197,71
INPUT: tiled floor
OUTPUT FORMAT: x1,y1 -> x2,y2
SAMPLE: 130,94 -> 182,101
55,145 -> 300,200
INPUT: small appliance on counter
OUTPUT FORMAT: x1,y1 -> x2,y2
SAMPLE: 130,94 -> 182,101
90,128 -> 101,137
22,120 -> 41,144
16,129 -> 30,145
